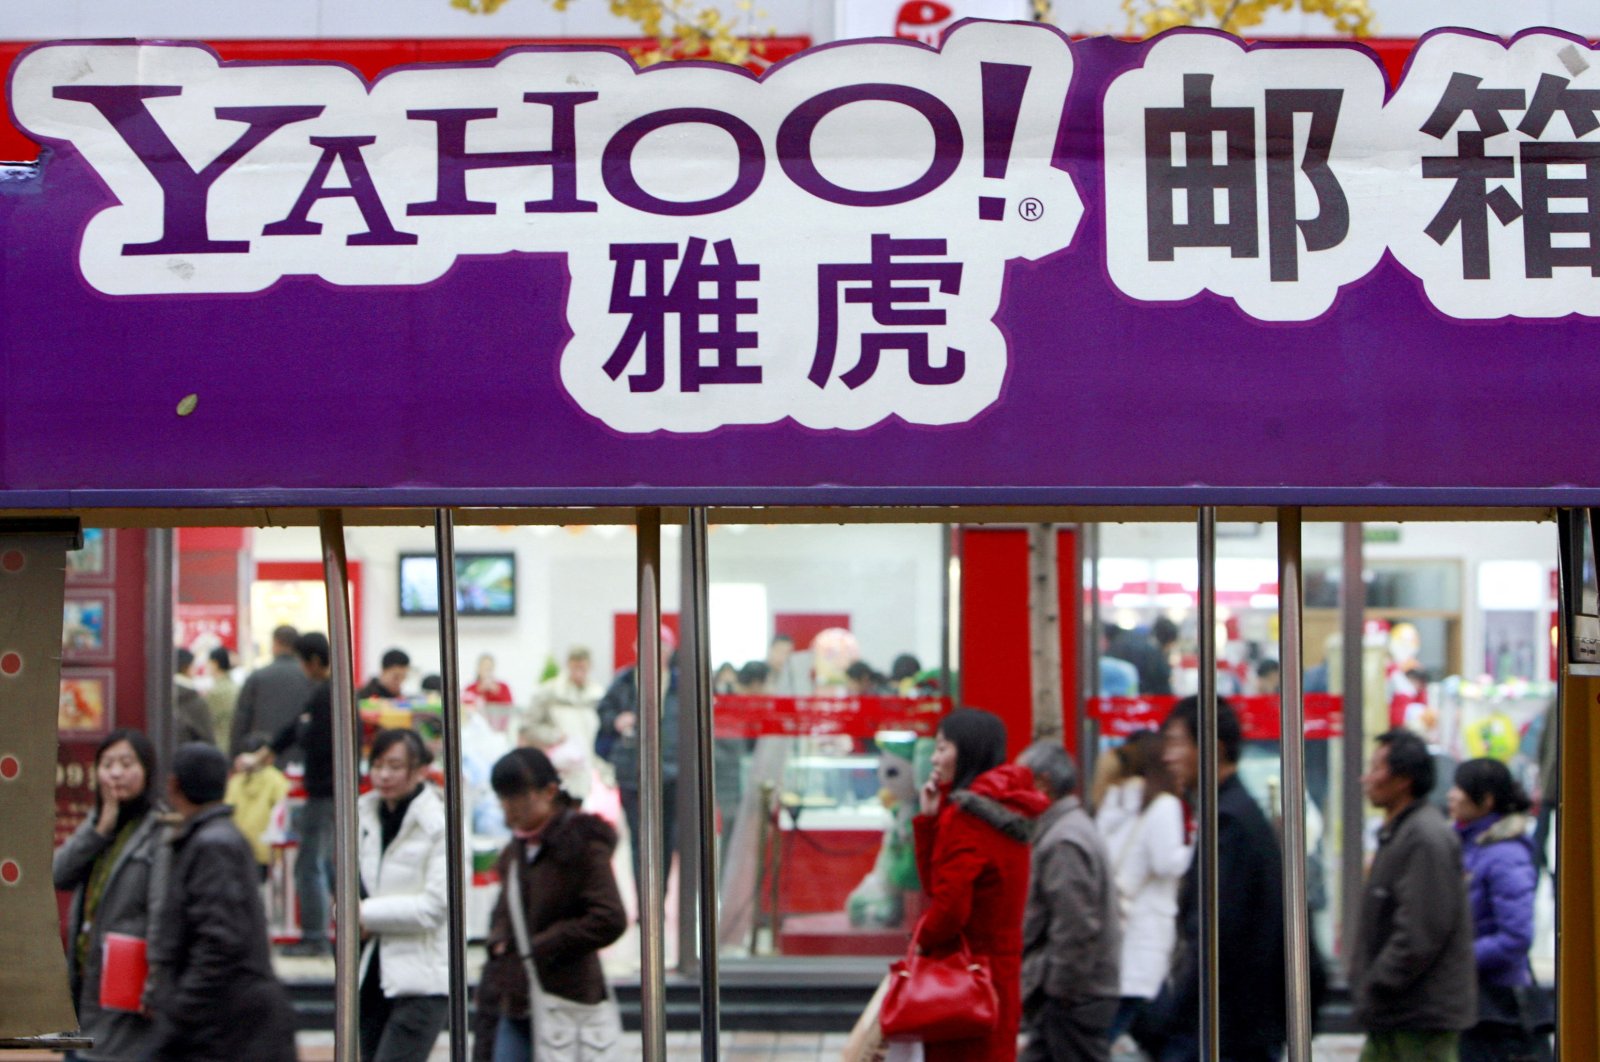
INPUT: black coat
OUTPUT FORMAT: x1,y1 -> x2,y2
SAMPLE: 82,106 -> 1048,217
594,666 -> 680,787
1150,773 -> 1287,1057
270,680 -> 343,799
148,806 -> 297,1062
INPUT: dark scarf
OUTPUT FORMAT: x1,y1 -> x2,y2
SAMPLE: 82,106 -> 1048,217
378,784 -> 424,852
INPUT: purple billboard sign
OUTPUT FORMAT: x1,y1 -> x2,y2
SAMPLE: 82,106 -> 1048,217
3,22 -> 1599,508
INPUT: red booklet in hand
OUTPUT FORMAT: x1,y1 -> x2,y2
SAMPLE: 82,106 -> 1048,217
99,932 -> 149,1012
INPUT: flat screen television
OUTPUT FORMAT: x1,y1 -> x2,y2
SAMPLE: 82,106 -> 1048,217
398,552 -> 516,617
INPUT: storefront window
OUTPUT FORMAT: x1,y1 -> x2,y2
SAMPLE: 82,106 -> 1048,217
707,523 -> 946,964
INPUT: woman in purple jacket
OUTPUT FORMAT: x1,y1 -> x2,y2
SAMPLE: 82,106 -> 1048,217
1448,758 -> 1547,1062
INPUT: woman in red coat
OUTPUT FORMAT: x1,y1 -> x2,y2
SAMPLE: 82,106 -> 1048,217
914,708 -> 1051,1062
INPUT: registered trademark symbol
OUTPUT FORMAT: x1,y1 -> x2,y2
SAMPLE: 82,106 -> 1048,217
1019,198 -> 1044,221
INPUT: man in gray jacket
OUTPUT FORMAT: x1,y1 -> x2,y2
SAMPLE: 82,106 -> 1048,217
1351,729 -> 1476,1061
1017,740 -> 1121,1062
228,625 -> 312,757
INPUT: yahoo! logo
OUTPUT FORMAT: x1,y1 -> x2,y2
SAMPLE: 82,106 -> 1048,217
10,25 -> 1081,432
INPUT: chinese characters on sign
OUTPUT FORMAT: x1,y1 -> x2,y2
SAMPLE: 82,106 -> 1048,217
1105,30 -> 1600,322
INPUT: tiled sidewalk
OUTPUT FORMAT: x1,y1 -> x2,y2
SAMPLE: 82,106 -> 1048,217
287,1030 -> 1370,1060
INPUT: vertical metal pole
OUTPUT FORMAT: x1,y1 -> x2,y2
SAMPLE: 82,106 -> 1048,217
685,508 -> 721,1059
145,529 -> 176,784
676,531 -> 701,980
1339,522 -> 1366,967
1197,507 -> 1221,1061
433,511 -> 470,1062
636,508 -> 668,1062
318,510 -> 361,1062
1278,509 -> 1313,1062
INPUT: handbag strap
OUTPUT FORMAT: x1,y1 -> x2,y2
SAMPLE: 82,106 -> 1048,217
506,854 -> 621,1013
904,916 -> 976,965
505,853 -> 548,1004
1112,794 -> 1151,885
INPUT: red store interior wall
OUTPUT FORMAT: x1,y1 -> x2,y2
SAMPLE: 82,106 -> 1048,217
957,527 -> 1080,760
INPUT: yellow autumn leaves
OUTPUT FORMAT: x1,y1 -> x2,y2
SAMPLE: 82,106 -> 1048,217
449,0 -> 1373,63
1114,0 -> 1375,38
449,0 -> 773,68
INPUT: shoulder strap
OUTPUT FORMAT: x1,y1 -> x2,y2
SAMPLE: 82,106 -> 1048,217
1112,798 -> 1149,880
504,855 -> 547,1003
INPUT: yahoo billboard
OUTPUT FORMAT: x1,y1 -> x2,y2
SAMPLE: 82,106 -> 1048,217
3,21 -> 1599,506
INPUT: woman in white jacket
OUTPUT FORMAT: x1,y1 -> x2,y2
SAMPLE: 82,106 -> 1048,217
357,728 -> 450,1062
1093,730 -> 1192,1043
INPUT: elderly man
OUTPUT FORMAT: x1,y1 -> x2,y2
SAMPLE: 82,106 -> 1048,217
1351,729 -> 1476,1061
1017,740 -> 1121,1062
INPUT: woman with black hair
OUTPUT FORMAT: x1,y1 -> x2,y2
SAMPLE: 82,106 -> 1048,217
357,727 -> 449,1062
1449,758 -> 1548,1062
913,707 -> 1050,1062
480,747 -> 627,1062
53,729 -> 167,1062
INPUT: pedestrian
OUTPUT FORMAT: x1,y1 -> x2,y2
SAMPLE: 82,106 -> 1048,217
1350,729 -> 1476,1062
204,646 -> 239,751
1450,758 -> 1548,1062
1138,696 -> 1285,1062
479,748 -> 627,1062
173,648 -> 215,746
913,707 -> 1050,1062
594,626 -> 680,909
523,645 -> 606,799
271,630 -> 336,956
147,742 -> 297,1061
464,652 -> 515,706
229,625 -> 314,758
357,728 -> 450,1062
225,733 -> 290,881
1092,730 -> 1190,1044
359,648 -> 411,700
52,730 -> 167,1062
1016,740 -> 1121,1062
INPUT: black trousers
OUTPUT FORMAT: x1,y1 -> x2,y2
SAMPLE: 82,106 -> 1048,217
359,971 -> 448,1062
619,781 -> 678,914
1021,996 -> 1118,1062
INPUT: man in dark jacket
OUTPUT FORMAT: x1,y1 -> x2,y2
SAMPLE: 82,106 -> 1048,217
1017,740 -> 1121,1062
1350,729 -> 1476,1060
229,625 -> 313,757
1149,696 -> 1286,1062
148,742 -> 297,1061
357,647 -> 410,700
270,631 -> 336,955
594,629 -> 680,911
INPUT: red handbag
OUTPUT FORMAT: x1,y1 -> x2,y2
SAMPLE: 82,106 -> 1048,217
879,936 -> 999,1043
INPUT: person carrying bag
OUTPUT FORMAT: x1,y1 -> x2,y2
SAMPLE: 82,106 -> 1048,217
505,855 -> 623,1060
907,709 -> 1048,1062
482,748 -> 628,1062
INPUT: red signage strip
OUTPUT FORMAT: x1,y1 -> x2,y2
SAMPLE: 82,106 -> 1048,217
711,694 -> 952,739
1088,694 -> 1345,741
